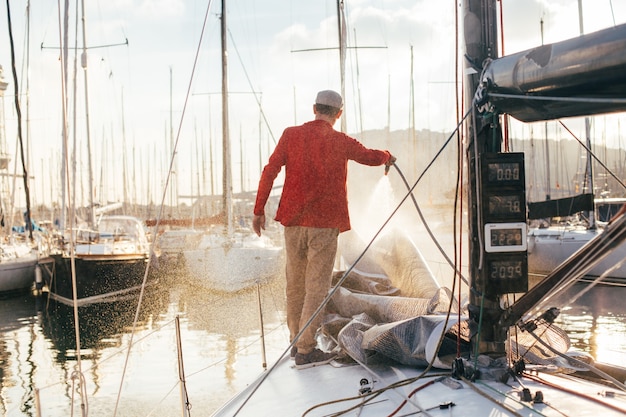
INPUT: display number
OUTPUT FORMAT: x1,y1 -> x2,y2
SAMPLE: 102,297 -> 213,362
488,195 -> 522,215
490,228 -> 523,246
488,162 -> 520,182
489,260 -> 523,280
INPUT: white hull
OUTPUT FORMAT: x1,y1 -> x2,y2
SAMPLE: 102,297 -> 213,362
0,244 -> 38,294
528,226 -> 626,282
183,231 -> 284,292
156,228 -> 203,265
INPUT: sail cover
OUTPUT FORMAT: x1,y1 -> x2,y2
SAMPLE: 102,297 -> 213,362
326,229 -> 574,370
479,23 -> 626,122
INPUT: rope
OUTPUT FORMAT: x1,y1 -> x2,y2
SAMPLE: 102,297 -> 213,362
524,326 -> 626,393
523,372 -> 626,415
70,369 -> 89,417
471,377 -> 551,417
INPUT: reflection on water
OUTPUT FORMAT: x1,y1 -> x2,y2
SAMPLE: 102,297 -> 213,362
554,283 -> 626,365
0,276 -> 288,417
0,276 -> 623,416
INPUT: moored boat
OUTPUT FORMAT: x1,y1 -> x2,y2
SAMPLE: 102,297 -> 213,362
183,225 -> 284,292
180,0 -> 283,292
46,215 -> 156,305
0,239 -> 39,295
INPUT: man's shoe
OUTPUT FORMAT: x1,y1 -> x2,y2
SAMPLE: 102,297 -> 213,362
294,348 -> 337,369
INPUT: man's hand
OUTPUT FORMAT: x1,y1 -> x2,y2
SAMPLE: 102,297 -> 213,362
384,154 -> 397,175
252,214 -> 266,236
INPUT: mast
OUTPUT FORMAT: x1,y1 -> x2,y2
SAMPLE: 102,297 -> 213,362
79,0 -> 96,227
221,0 -> 233,234
59,0 -> 70,231
540,17 -> 551,201
579,0 -> 596,229
336,0 -> 346,133
463,0 -> 508,356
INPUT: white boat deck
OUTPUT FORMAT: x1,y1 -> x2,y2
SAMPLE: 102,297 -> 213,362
213,355 -> 626,416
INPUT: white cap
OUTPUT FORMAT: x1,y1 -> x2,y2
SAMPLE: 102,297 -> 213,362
315,90 -> 343,109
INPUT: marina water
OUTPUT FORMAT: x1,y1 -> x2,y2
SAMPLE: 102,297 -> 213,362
1,244 -> 626,415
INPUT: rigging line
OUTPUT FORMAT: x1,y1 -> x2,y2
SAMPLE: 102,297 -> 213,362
558,120 -> 626,192
524,371 -> 626,414
301,281 -> 461,416
5,0 -> 33,242
394,164 -> 469,286
184,320 -> 286,380
233,111 -> 474,417
488,92 -> 626,104
40,38 -> 129,50
305,376 -> 447,417
474,378 -> 552,417
36,316 -> 179,393
529,338 -> 626,393
300,332 -> 450,417
536,252 -> 624,318
112,1 -> 215,416
471,107 -> 485,271
291,46 -> 386,53
461,376 -> 526,417
226,28 -> 276,145
609,0 -> 616,26
454,0 -> 464,358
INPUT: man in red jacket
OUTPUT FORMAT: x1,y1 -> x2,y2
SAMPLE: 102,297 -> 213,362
253,90 -> 396,369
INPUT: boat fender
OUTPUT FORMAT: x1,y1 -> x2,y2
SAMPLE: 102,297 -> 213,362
35,265 -> 43,290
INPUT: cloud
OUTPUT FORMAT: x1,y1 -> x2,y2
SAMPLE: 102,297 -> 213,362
137,0 -> 186,20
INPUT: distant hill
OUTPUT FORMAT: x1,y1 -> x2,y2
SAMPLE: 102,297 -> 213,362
351,127 -> 626,209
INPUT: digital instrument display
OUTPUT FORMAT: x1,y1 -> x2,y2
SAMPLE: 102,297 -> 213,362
488,259 -> 524,281
483,253 -> 528,294
481,153 -> 525,187
487,162 -> 521,183
487,194 -> 523,216
484,222 -> 527,252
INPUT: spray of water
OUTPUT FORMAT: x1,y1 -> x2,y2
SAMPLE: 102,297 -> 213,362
351,175 -> 396,242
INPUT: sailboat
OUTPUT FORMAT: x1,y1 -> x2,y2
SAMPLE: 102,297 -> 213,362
0,62 -> 43,296
526,171 -> 626,284
182,0 -> 283,293
43,5 -> 156,305
209,1 -> 626,415
525,4 -> 626,285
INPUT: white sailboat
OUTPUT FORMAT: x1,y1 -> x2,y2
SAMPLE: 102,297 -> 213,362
182,0 -> 283,293
526,3 -> 626,285
0,64 -> 41,296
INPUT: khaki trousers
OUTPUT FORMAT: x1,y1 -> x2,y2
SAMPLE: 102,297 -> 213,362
284,226 -> 339,354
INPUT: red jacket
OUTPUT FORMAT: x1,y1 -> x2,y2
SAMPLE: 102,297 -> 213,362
254,120 -> 391,232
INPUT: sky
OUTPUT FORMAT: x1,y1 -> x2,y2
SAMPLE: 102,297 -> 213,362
0,0 -> 625,211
